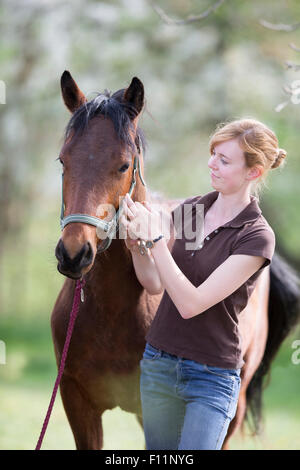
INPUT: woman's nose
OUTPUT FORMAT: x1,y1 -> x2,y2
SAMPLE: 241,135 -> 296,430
208,155 -> 217,170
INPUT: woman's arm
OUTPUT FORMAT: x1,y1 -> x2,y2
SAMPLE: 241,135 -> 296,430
130,249 -> 163,295
121,197 -> 176,295
129,217 -> 176,296
151,238 -> 265,319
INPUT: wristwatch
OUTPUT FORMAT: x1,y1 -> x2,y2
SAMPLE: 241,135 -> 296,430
138,235 -> 164,255
145,234 -> 164,249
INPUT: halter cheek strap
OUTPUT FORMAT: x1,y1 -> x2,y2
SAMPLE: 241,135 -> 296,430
59,153 -> 146,253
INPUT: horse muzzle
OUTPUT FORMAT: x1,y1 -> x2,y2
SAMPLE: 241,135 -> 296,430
55,238 -> 94,279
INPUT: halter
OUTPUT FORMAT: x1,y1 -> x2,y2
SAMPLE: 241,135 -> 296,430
59,142 -> 146,253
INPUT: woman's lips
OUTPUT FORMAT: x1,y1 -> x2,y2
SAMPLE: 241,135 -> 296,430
211,173 -> 219,179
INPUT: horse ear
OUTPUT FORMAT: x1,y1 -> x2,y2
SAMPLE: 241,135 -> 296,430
123,77 -> 144,118
61,70 -> 87,113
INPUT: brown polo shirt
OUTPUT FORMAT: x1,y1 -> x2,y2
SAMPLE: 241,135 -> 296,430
146,190 -> 275,369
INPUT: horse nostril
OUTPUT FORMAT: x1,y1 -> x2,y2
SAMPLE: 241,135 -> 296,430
55,239 -> 94,272
55,239 -> 65,263
81,242 -> 94,268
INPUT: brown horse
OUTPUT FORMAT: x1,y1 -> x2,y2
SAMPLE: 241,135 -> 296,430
51,71 -> 300,450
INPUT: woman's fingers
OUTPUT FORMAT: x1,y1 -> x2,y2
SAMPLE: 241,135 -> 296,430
120,213 -> 138,240
125,194 -> 137,210
119,213 -> 127,230
120,214 -> 140,252
142,201 -> 152,211
125,194 -> 151,216
122,197 -> 136,221
125,205 -> 135,220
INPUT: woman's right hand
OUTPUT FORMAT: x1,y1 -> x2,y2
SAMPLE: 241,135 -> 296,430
123,200 -> 150,254
124,235 -> 140,253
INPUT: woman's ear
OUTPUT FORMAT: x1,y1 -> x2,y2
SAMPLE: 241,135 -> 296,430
246,166 -> 263,181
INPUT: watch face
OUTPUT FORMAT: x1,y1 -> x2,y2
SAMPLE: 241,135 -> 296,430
145,240 -> 153,248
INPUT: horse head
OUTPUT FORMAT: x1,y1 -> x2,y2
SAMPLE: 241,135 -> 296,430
55,71 -> 146,279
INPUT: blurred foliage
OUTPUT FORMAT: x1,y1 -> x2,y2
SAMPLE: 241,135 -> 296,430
0,0 -> 300,450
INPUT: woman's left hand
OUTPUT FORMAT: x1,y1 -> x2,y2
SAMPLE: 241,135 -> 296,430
120,193 -> 162,241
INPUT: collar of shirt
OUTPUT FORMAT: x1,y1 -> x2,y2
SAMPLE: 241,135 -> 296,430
198,191 -> 262,229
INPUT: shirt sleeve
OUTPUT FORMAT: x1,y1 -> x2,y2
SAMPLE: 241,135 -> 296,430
231,224 -> 276,269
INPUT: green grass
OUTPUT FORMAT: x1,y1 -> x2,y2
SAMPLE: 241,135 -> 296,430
0,383 -> 145,450
0,328 -> 299,450
0,380 -> 299,450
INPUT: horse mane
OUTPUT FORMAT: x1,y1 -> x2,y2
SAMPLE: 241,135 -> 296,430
64,88 -> 146,155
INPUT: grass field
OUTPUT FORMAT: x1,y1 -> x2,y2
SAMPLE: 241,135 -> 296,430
0,317 -> 299,450
0,381 -> 299,450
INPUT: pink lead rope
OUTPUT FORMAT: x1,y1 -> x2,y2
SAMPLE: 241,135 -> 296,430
35,278 -> 85,450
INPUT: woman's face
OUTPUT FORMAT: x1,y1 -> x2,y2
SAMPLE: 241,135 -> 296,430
208,139 -> 255,194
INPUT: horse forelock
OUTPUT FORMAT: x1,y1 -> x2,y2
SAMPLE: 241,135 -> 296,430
64,88 -> 146,157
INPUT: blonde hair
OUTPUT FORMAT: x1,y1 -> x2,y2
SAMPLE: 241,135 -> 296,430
209,118 -> 287,197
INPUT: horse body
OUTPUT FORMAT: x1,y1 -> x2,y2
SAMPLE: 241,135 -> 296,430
51,236 -> 163,447
222,266 -> 269,448
51,71 -> 300,450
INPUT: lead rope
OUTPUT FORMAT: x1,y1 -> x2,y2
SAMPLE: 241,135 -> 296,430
35,278 -> 85,450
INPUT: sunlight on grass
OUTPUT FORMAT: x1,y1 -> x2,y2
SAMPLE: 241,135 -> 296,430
0,381 -> 299,450
0,384 -> 144,450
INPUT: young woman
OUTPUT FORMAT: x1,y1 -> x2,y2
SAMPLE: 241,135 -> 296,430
120,118 -> 287,450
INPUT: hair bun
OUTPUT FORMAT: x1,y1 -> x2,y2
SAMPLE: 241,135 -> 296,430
271,148 -> 287,169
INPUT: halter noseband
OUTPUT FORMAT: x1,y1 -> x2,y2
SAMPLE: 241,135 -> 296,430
59,143 -> 146,253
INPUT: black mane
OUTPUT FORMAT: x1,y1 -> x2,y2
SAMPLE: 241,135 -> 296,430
64,88 -> 146,154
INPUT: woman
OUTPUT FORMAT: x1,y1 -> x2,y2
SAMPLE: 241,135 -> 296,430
120,118 -> 286,450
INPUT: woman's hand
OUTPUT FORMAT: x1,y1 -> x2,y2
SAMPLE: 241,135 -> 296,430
124,235 -> 140,253
120,194 -> 163,243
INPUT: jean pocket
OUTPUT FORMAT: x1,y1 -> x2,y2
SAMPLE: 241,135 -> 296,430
142,343 -> 162,361
204,364 -> 240,380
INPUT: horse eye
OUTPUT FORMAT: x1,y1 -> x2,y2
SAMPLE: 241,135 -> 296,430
119,163 -> 129,173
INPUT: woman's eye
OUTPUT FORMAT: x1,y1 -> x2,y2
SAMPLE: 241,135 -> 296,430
56,156 -> 64,165
221,158 -> 228,164
119,163 -> 130,173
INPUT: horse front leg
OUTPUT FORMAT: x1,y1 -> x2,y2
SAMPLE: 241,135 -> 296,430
59,375 -> 104,450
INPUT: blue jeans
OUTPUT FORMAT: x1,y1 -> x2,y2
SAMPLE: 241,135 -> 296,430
140,343 -> 241,450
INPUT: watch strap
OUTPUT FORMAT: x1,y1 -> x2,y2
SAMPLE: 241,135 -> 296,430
153,234 -> 164,243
